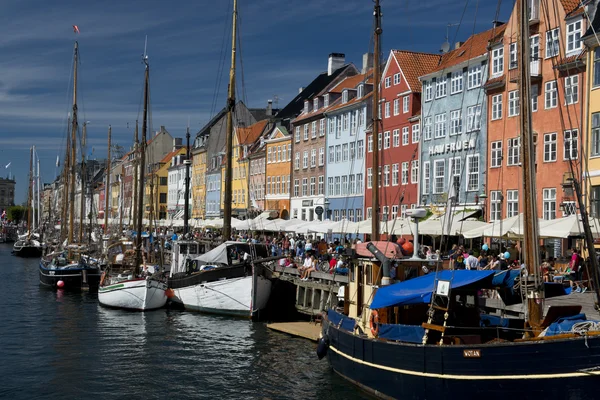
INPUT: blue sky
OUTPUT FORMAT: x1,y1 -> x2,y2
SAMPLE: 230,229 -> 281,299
0,0 -> 513,203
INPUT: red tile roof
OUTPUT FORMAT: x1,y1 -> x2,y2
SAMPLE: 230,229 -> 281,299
561,0 -> 583,15
328,71 -> 372,93
325,92 -> 373,113
392,51 -> 442,92
237,119 -> 268,145
427,24 -> 507,74
159,148 -> 183,164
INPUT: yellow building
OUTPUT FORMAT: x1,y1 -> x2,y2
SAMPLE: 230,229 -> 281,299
144,148 -> 186,221
584,23 -> 600,217
191,146 -> 206,219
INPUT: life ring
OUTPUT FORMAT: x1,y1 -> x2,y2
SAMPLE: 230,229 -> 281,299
100,271 -> 106,286
370,310 -> 380,337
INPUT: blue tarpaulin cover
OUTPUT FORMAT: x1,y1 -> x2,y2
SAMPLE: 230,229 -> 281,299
327,309 -> 356,332
378,323 -> 425,343
370,270 -> 495,309
544,313 -> 591,336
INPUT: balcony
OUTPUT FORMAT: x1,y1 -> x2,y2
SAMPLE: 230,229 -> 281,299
508,59 -> 542,83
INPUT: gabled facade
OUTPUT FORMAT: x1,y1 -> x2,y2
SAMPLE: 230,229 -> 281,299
167,150 -> 192,219
419,26 -> 503,213
365,50 -> 441,223
485,0 -> 588,228
264,125 -> 292,219
146,147 -> 185,221
191,142 -> 207,219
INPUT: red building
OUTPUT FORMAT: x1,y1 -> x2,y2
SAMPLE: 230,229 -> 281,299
365,50 -> 441,225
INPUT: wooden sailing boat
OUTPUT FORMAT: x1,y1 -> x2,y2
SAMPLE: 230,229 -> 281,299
98,43 -> 169,311
38,40 -> 102,290
319,1 -> 600,399
167,0 -> 275,319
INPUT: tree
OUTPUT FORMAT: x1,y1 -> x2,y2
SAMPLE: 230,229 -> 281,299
8,205 -> 27,224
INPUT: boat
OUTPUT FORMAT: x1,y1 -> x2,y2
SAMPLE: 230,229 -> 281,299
167,0 -> 275,319
168,241 -> 274,318
14,148 -> 43,257
98,42 -> 168,311
318,1 -> 600,399
38,40 -> 101,290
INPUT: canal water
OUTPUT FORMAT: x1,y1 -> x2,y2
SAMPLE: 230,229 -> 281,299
0,244 -> 366,399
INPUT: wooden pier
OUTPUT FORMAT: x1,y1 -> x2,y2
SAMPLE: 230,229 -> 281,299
266,321 -> 321,342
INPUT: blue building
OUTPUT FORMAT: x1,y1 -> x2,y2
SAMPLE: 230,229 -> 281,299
419,28 -> 496,211
323,67 -> 372,222
205,155 -> 223,218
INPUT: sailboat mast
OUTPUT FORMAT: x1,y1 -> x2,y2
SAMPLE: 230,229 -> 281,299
79,123 -> 87,243
37,153 -> 41,234
184,126 -> 190,236
132,120 -> 139,230
27,147 -> 33,240
61,124 -> 70,241
222,0 -> 238,241
68,41 -> 79,245
371,0 -> 382,240
32,146 -> 36,232
136,57 -> 149,271
104,125 -> 111,234
517,0 -> 543,327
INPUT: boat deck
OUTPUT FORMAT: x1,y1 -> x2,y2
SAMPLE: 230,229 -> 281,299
480,292 -> 599,318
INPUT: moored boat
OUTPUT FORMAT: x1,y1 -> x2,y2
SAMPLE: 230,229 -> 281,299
39,251 -> 102,290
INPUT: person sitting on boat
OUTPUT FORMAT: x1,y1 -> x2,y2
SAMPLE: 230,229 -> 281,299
300,255 -> 317,281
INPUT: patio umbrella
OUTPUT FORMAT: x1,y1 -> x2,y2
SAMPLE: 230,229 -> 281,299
536,214 -> 600,239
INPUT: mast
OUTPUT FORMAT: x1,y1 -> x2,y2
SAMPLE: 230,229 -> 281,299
222,0 -> 238,241
104,125 -> 111,234
517,0 -> 543,327
132,120 -> 139,230
27,147 -> 33,241
184,125 -> 191,236
68,41 -> 79,246
61,127 -> 70,241
79,122 -> 87,243
371,0 -> 382,241
32,146 -> 36,232
135,51 -> 149,272
37,152 -> 41,235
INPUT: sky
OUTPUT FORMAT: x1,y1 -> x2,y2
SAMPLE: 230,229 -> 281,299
0,0 -> 514,203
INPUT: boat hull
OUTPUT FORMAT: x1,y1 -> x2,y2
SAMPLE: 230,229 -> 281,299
98,278 -> 168,311
169,263 -> 272,318
13,245 -> 42,258
38,262 -> 101,291
322,314 -> 600,400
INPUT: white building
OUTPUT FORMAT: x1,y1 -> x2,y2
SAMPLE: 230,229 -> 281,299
167,153 -> 193,220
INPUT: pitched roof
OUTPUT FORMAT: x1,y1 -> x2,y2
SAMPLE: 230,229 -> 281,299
427,24 -> 507,74
159,148 -> 183,164
561,0 -> 584,16
328,72 -> 371,93
584,1 -> 600,38
392,51 -> 442,92
325,92 -> 373,113
237,119 -> 269,145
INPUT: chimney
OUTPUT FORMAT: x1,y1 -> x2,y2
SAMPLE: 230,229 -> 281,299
362,52 -> 373,74
298,87 -> 304,94
266,99 -> 273,116
173,138 -> 183,151
492,20 -> 504,28
328,53 -> 345,76
455,41 -> 464,50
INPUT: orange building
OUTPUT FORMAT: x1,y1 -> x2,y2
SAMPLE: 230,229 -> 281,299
264,125 -> 292,219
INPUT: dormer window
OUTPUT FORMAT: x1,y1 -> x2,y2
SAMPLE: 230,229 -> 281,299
324,94 -> 329,107
357,84 -> 364,99
304,100 -> 309,114
342,90 -> 348,104
313,98 -> 319,112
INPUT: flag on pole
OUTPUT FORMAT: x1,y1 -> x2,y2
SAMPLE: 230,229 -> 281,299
5,162 -> 10,169
73,25 -> 80,34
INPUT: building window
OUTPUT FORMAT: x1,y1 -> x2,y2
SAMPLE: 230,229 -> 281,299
393,73 -> 400,85
492,47 -> 504,77
467,65 -> 482,89
403,96 -> 409,113
382,206 -> 389,221
267,147 -> 272,163
508,137 -> 521,166
566,19 -> 582,54
592,186 -> 600,217
466,105 -> 481,131
304,101 -> 309,114
367,168 -> 372,189
509,42 -> 517,69
424,81 -> 433,101
433,160 -> 445,194
303,124 -> 309,140
544,133 -> 557,162
383,131 -> 391,149
319,147 -> 325,166
319,118 -> 325,136
435,76 -> 447,98
422,161 -> 430,195
310,177 -> 316,196
383,165 -> 390,187
565,75 -> 579,105
384,102 -> 390,118
466,154 -> 479,191
357,140 -> 364,158
310,149 -> 316,167
356,173 -> 363,193
423,117 -> 432,141
357,85 -> 364,98
564,129 -> 578,160
545,80 -> 557,109
328,146 -> 334,163
393,129 -> 400,147
313,98 -> 319,112
450,71 -> 463,94
543,188 -> 556,220
490,191 -> 502,221
412,124 -> 420,143
450,110 -> 462,136
343,114 -> 349,131
531,34 -> 540,60
594,49 -> 600,88
507,190 -> 519,218
378,133 -> 382,150
342,90 -> 348,103
391,205 -> 398,220
450,157 -> 461,197
302,178 -> 308,197
328,177 -> 334,196
491,141 -> 502,168
295,127 -> 300,143
349,174 -> 356,194
402,127 -> 409,145
508,90 -> 519,117
532,85 -> 538,112
592,113 -> 600,156
287,144 -> 291,160
401,162 -> 409,185
411,160 -> 419,184
335,145 -> 341,163
385,76 -> 391,88
342,143 -> 349,161
334,177 -> 341,196
294,152 -> 300,170
302,151 -> 308,168
546,28 -> 559,58
492,94 -> 503,120
434,113 -> 447,138
392,163 -> 399,186
393,98 -> 400,116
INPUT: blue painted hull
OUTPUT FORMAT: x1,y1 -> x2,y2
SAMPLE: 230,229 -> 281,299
39,261 -> 102,291
322,315 -> 600,400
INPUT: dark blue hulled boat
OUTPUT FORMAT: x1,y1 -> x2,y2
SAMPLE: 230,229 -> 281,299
39,252 -> 102,291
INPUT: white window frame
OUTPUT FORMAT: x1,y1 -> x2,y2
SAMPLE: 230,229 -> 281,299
411,160 -> 419,184
393,98 -> 400,116
393,73 -> 401,85
434,113 -> 447,138
491,141 -> 502,168
543,133 -> 557,162
492,94 -> 503,120
384,131 -> 391,149
450,71 -> 463,94
507,190 -> 519,218
564,129 -> 578,160
393,129 -> 400,147
423,117 -> 432,141
424,81 -> 433,101
401,162 -> 409,185
466,154 -> 479,192
403,96 -> 409,113
392,163 -> 399,186
507,137 -> 521,166
565,75 -> 579,105
490,191 -> 502,221
467,65 -> 482,89
545,80 -> 557,109
450,110 -> 462,136
566,19 -> 582,55
508,90 -> 519,117
422,161 -> 430,195
543,188 -> 556,220
402,127 -> 409,145
435,76 -> 447,98
433,159 -> 445,194
492,47 -> 504,77
546,28 -> 560,58
466,105 -> 481,131
412,124 -> 420,143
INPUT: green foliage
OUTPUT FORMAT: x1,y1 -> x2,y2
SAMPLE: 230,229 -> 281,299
8,206 -> 27,223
